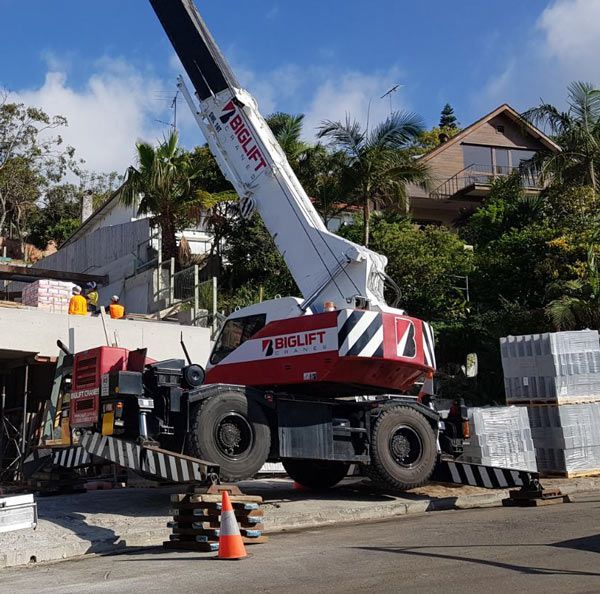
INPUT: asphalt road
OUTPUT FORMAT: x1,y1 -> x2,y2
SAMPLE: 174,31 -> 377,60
2,493 -> 599,594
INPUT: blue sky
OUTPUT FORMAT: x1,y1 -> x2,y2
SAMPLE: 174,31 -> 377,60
1,0 -> 599,174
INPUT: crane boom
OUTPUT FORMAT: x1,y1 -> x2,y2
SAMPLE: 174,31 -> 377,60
148,0 -> 391,312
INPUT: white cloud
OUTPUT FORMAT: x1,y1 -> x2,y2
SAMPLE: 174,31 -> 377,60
302,68 -> 407,139
538,0 -> 600,69
479,0 -> 600,112
10,58 -> 169,174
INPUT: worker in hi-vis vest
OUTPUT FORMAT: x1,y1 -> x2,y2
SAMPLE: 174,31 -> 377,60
68,286 -> 87,316
85,281 -> 99,315
109,295 -> 125,320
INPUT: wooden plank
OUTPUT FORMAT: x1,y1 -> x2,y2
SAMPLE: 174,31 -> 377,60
0,264 -> 108,286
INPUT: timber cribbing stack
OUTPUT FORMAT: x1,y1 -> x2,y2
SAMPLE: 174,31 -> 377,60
163,485 -> 268,552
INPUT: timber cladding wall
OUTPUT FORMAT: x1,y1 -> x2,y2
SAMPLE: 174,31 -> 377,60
33,219 -> 151,277
426,113 -> 547,184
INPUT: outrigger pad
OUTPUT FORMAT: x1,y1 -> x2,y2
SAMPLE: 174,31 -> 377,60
433,459 -> 540,490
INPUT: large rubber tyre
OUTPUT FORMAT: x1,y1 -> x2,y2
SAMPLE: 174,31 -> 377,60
368,406 -> 437,492
282,459 -> 350,490
189,392 -> 271,482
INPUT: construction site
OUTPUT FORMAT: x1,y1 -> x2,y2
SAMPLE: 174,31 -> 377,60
1,0 -> 599,590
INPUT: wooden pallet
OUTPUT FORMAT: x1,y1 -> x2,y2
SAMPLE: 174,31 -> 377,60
540,469 -> 600,479
164,485 -> 268,552
509,399 -> 600,406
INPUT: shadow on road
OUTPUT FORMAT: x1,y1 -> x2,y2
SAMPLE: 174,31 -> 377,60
352,544 -> 600,577
552,534 -> 600,554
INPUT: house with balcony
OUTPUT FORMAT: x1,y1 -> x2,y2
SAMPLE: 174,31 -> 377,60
409,104 -> 561,227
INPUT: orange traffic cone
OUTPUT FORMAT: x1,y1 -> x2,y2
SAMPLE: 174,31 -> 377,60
217,491 -> 248,560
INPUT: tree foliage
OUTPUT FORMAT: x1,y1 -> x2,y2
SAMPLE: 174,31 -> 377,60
116,131 -> 210,264
523,81 -> 600,192
318,112 -> 429,246
340,213 -> 473,321
439,103 -> 458,129
0,93 -> 79,252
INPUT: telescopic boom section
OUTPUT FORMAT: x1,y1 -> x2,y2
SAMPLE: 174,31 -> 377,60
149,0 -> 391,313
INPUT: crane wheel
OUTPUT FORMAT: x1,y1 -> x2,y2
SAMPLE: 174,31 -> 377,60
282,459 -> 350,490
368,405 -> 437,492
189,391 -> 271,482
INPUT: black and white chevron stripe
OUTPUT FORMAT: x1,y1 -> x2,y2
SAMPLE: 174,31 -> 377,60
52,447 -> 92,469
422,322 -> 436,368
239,195 -> 255,219
434,460 -> 537,489
79,433 -> 217,484
337,310 -> 384,358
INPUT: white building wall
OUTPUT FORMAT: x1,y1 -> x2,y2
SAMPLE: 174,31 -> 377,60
0,307 -> 212,366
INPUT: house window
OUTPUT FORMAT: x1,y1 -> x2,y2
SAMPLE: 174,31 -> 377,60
463,144 -> 537,174
511,149 -> 536,168
496,125 -> 505,133
462,145 -> 492,173
495,148 -> 510,174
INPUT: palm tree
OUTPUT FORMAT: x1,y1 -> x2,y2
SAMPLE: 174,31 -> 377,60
116,131 -> 200,264
523,81 -> 600,192
317,112 -> 429,246
266,112 -> 310,167
546,241 -> 600,330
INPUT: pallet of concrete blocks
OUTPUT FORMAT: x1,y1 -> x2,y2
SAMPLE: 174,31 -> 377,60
21,279 -> 76,314
164,489 -> 268,552
501,330 -> 600,405
461,406 -> 538,472
527,402 -> 600,477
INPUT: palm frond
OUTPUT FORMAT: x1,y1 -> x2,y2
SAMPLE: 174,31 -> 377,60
317,116 -> 365,157
368,111 -> 425,149
567,81 -> 600,128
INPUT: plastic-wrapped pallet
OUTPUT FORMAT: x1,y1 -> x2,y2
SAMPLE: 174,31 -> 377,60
460,406 -> 537,472
500,330 -> 600,404
527,402 -> 600,475
21,279 -> 76,314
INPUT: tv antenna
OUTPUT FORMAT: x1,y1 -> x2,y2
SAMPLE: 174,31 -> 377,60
381,84 -> 403,114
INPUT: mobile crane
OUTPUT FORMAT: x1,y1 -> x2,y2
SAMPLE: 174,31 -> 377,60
25,0 -> 540,496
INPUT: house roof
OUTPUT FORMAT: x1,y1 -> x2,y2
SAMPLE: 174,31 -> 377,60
419,103 -> 561,163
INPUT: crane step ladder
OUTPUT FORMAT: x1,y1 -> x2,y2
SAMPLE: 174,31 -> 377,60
433,458 -> 568,506
24,432 -> 220,486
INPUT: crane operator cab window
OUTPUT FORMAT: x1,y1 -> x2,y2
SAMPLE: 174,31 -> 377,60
210,314 -> 266,365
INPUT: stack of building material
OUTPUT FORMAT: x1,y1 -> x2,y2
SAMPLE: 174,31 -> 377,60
164,490 -> 267,552
461,406 -> 537,472
501,330 -> 600,476
501,330 -> 600,404
21,280 -> 76,314
527,403 -> 600,476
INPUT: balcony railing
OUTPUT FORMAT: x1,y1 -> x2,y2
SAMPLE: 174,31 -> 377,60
430,163 -> 540,200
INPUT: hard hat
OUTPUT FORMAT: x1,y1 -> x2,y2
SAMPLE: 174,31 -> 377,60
88,281 -> 97,290
72,286 -> 82,294
111,295 -> 120,302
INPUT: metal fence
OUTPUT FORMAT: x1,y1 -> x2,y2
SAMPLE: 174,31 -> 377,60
153,257 -> 219,334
